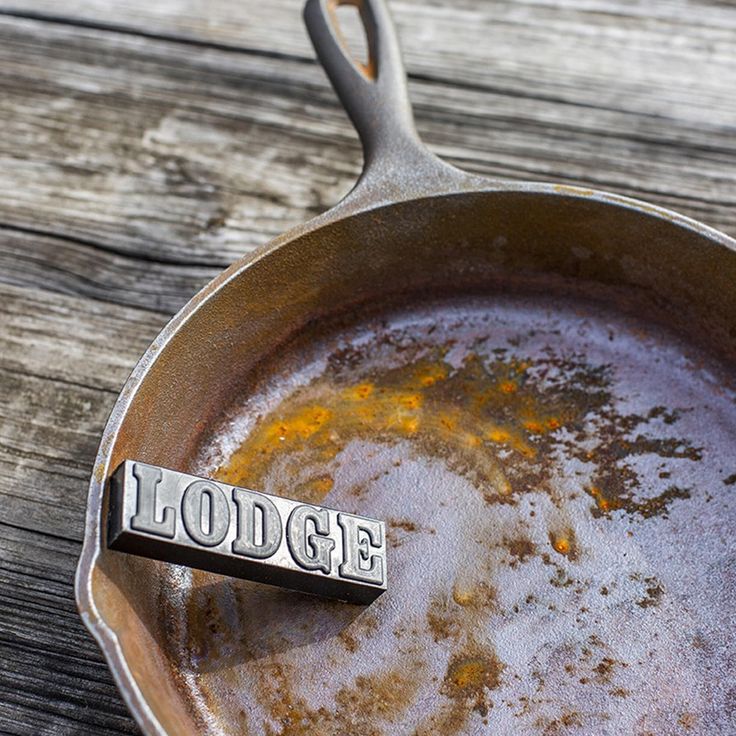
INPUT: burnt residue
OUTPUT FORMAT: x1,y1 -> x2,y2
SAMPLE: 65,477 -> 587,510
548,528 -> 579,561
633,574 -> 665,609
256,658 -> 424,736
215,341 -> 700,524
385,517 -> 434,549
442,645 -> 505,717
426,593 -> 462,643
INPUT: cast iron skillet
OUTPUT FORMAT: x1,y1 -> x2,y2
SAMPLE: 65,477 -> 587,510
76,1 -> 736,734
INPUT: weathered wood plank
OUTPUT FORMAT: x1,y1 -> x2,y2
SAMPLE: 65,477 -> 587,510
0,281 -> 155,729
0,227 -> 217,313
0,522 -> 139,734
0,279 -> 158,733
0,14 -> 359,268
0,282 -> 166,539
3,0 -> 736,81
0,282 -> 166,393
0,0 -> 731,297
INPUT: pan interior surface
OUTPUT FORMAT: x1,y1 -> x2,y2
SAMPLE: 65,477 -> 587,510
153,288 -> 736,735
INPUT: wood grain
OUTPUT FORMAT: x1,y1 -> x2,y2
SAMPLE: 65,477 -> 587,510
0,523 -> 138,734
0,0 -> 734,274
0,0 -> 733,732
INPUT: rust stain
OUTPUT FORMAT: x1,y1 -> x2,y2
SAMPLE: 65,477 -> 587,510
385,517 -> 435,549
256,658 -> 423,736
94,461 -> 107,483
337,628 -> 359,653
337,612 -> 378,653
441,645 -> 505,717
189,328 -> 710,730
580,404 -> 700,519
553,183 -> 595,197
634,575 -> 665,608
415,643 -> 506,735
592,657 -> 618,684
451,579 -> 497,610
503,536 -> 537,565
534,709 -> 584,734
426,593 -> 461,642
215,348 -> 699,522
414,699 -> 470,736
389,518 -> 418,533
549,528 -> 579,561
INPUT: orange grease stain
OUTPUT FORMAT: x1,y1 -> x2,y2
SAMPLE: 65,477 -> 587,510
215,354 -> 583,504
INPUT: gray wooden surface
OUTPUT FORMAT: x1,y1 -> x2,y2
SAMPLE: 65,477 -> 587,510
0,0 -> 734,733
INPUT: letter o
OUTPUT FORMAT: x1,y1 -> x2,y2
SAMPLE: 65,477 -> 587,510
181,480 -> 230,547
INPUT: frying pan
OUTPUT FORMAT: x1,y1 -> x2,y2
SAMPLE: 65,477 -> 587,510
75,0 -> 736,734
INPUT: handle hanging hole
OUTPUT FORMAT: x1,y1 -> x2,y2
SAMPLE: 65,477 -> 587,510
329,0 -> 376,80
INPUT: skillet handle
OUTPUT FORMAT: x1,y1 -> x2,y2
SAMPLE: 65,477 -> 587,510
303,0 -> 467,206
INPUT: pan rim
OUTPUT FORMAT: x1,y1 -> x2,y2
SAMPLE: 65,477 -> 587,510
74,179 -> 736,736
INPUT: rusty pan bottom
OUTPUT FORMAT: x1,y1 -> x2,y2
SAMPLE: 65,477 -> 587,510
154,289 -> 734,735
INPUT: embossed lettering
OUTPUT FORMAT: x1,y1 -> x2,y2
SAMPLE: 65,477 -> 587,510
181,480 -> 230,547
231,487 -> 282,559
337,512 -> 385,585
130,462 -> 175,539
110,461 -> 386,603
286,505 -> 335,574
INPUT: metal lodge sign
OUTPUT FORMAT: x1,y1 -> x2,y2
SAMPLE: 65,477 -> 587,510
108,461 -> 387,604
